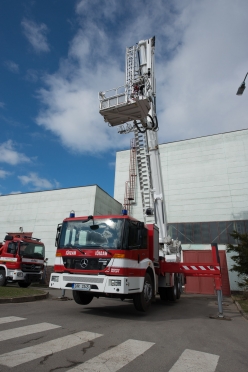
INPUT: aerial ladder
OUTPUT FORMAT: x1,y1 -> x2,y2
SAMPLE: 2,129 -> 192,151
99,36 -> 181,261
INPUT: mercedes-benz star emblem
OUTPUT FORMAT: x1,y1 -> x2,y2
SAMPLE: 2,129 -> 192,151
80,258 -> 88,269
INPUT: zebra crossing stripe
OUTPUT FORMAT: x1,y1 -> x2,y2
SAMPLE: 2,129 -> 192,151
0,322 -> 60,341
67,339 -> 155,372
168,349 -> 219,372
0,331 -> 103,367
0,316 -> 26,325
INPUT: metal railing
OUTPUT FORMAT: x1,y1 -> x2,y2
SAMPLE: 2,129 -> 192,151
99,86 -> 127,110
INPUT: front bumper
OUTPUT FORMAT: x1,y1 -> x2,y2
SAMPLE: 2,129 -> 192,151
49,272 -> 144,295
7,269 -> 42,282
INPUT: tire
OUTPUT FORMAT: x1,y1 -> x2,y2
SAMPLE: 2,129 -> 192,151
159,287 -> 168,301
168,275 -> 178,302
18,282 -> 31,288
72,290 -> 93,305
0,270 -> 6,286
133,273 -> 153,312
176,274 -> 183,299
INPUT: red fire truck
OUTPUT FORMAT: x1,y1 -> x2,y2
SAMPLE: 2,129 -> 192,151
49,36 -> 223,313
0,232 -> 45,287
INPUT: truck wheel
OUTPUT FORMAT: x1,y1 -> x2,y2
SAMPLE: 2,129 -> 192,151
18,282 -> 31,288
133,273 -> 153,312
0,270 -> 6,286
168,276 -> 178,302
176,274 -> 182,299
159,287 -> 168,301
72,291 -> 93,305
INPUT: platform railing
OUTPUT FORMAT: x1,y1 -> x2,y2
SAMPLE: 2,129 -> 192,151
99,85 -> 128,110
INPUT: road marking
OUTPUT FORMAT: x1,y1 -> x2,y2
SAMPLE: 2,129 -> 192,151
168,349 -> 219,372
0,331 -> 103,367
0,322 -> 60,341
0,316 -> 26,325
67,339 -> 155,372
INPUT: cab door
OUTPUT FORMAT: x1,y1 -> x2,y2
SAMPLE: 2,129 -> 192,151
126,221 -> 148,277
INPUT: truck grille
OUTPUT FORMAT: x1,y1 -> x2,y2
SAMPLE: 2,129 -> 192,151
63,276 -> 104,283
62,257 -> 110,271
21,263 -> 41,273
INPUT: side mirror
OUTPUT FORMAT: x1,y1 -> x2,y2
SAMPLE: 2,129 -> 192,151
137,222 -> 145,245
55,224 -> 62,247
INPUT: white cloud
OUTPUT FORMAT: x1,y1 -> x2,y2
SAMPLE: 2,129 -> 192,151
0,141 -> 30,165
155,0 -> 248,142
4,60 -> 19,73
36,0 -> 248,155
18,172 -> 53,190
0,102 -> 5,108
21,18 -> 50,53
36,24 -> 130,154
10,191 -> 22,195
0,169 -> 11,179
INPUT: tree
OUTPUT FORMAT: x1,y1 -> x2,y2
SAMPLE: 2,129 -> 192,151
226,231 -> 248,294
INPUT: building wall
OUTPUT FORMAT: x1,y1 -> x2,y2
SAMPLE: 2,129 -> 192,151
0,185 -> 122,268
114,129 -> 248,223
114,129 -> 248,291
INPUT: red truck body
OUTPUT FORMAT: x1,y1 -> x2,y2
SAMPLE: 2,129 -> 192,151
50,214 -> 222,312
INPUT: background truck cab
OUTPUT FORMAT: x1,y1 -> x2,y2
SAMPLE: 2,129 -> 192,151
0,232 -> 45,287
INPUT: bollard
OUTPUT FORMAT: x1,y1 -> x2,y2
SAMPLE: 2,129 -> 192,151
217,289 -> 224,318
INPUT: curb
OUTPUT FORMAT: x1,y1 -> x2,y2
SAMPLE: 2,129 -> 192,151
0,291 -> 49,304
234,300 -> 248,320
231,296 -> 248,321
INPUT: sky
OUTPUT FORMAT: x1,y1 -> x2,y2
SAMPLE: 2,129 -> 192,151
0,0 -> 248,199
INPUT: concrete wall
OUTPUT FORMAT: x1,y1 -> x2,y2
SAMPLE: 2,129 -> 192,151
0,185 -> 122,267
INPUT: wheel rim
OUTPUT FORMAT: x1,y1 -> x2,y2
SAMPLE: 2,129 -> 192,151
144,280 -> 152,303
0,274 -> 3,280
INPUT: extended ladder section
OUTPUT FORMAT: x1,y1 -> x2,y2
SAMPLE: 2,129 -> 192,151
134,128 -> 154,224
98,36 -> 180,257
123,139 -> 137,215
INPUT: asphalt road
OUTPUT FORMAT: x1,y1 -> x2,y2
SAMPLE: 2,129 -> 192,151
0,290 -> 247,372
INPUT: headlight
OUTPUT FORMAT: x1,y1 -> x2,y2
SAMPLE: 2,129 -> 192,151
111,280 -> 121,286
51,276 -> 59,282
17,272 -> 23,277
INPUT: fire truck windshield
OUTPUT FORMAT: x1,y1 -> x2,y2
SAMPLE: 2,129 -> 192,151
19,242 -> 45,258
59,218 -> 125,249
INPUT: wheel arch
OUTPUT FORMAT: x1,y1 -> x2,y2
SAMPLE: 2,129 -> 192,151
146,265 -> 156,295
0,265 -> 7,274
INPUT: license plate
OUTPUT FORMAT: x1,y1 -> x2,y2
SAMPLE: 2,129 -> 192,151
72,283 -> 91,291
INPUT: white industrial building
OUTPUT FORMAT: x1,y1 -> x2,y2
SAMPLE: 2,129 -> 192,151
114,129 -> 248,292
0,185 -> 122,272
1,129 -> 247,291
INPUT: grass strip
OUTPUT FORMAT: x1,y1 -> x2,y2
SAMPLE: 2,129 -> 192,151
0,287 -> 46,298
